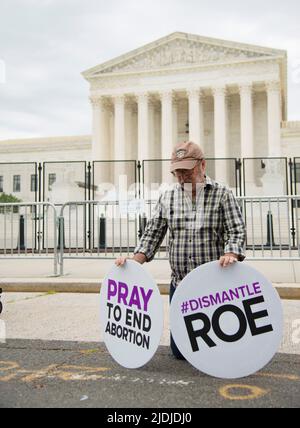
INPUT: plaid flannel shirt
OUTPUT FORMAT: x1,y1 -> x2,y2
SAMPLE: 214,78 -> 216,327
134,176 -> 246,288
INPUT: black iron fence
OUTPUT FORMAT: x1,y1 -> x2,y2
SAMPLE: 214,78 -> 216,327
1,157 -> 300,253
292,158 -> 300,197
242,157 -> 290,196
2,158 -> 300,202
2,197 -> 300,277
0,162 -> 39,202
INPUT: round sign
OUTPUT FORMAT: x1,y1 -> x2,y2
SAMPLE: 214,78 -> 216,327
100,260 -> 164,369
170,261 -> 283,379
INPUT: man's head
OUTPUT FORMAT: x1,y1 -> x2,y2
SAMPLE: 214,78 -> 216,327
170,141 -> 206,185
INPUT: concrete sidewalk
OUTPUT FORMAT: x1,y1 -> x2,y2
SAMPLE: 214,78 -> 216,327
1,258 -> 300,299
1,277 -> 300,300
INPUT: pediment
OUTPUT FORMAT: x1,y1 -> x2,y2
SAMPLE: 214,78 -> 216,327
83,32 -> 286,78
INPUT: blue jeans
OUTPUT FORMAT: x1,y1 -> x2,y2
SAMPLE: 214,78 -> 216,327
169,282 -> 186,360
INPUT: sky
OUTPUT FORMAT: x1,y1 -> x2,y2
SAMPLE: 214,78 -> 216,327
0,0 -> 299,140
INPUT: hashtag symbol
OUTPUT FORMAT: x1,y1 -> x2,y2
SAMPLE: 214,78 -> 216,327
181,301 -> 189,314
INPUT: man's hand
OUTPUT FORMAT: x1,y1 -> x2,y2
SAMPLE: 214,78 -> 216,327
115,257 -> 128,267
219,253 -> 238,268
115,253 -> 147,267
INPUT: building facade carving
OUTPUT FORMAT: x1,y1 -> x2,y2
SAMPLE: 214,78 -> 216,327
94,39 -> 271,75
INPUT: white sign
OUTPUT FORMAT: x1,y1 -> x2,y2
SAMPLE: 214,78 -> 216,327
170,261 -> 283,379
100,260 -> 164,369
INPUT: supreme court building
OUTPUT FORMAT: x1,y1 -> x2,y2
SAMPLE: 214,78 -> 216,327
1,32 -> 300,202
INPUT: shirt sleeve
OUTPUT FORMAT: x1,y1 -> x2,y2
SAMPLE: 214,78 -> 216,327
222,190 -> 246,261
134,195 -> 168,262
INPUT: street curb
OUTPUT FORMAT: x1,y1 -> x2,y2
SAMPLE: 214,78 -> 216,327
1,279 -> 300,300
273,285 -> 300,300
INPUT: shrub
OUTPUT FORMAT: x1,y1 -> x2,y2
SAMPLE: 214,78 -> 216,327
0,193 -> 22,214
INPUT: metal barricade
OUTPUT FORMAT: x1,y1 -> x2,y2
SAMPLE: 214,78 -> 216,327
0,202 -> 58,276
57,196 -> 300,276
2,196 -> 299,277
238,196 -> 300,260
58,200 -> 139,275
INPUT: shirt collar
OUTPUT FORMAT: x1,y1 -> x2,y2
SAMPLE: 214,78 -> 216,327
204,175 -> 214,188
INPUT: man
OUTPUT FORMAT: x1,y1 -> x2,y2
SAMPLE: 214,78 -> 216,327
116,141 -> 246,359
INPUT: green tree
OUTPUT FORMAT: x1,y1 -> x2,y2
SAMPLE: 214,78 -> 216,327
0,193 -> 22,213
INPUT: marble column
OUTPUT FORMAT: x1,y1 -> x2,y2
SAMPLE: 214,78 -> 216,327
137,92 -> 150,161
213,86 -> 228,184
266,81 -> 282,157
154,102 -> 162,186
113,95 -> 127,186
90,96 -> 111,184
188,89 -> 204,148
90,96 -> 109,160
160,91 -> 174,184
125,100 -> 136,188
199,95 -> 205,150
173,98 -> 178,147
147,99 -> 156,195
264,81 -> 284,194
239,83 -> 255,189
240,83 -> 254,158
137,92 -> 150,191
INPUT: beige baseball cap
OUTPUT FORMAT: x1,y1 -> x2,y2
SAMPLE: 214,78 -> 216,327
170,142 -> 204,172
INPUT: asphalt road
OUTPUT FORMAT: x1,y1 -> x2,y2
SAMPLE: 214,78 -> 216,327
2,293 -> 300,355
0,339 -> 299,408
